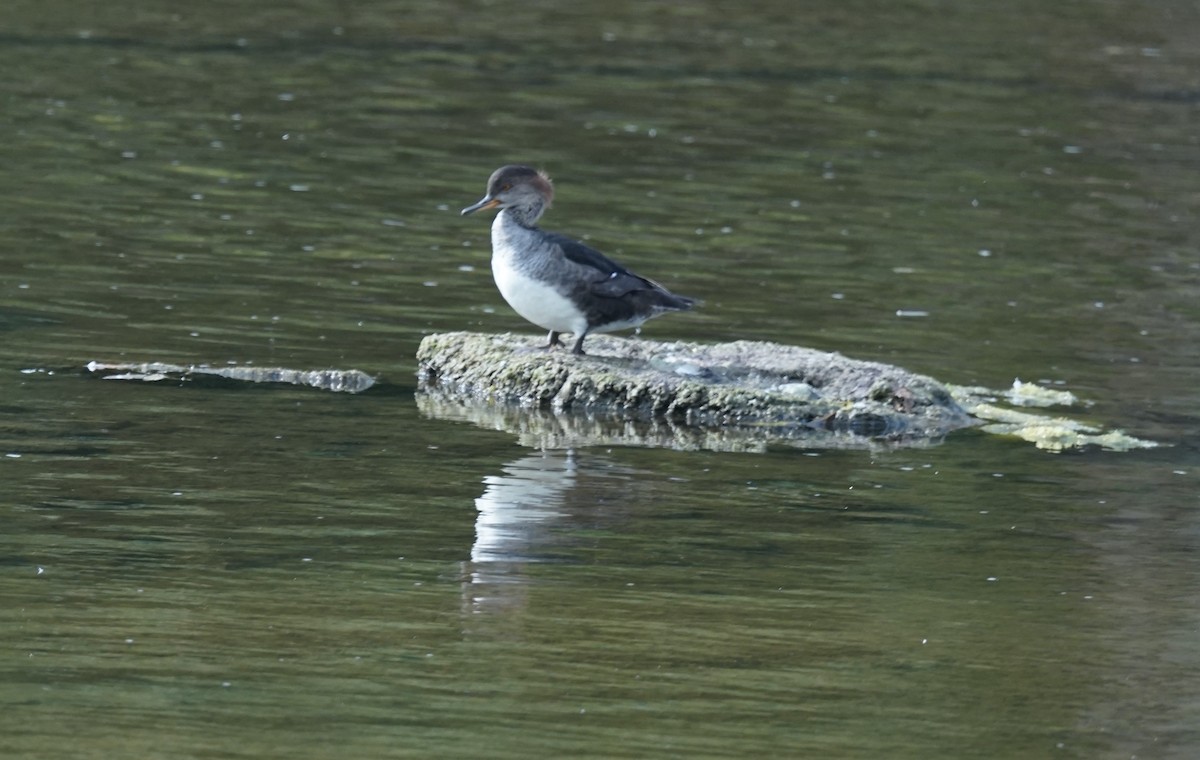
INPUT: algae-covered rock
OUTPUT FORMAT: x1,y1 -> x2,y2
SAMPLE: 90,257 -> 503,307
417,331 -> 977,446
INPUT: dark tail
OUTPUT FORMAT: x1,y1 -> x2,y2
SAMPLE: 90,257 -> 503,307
667,293 -> 698,311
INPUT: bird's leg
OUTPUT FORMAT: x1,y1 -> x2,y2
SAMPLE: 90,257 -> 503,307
542,331 -> 563,350
570,332 -> 588,355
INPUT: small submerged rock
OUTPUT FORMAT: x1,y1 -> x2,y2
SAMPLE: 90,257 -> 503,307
84,361 -> 375,393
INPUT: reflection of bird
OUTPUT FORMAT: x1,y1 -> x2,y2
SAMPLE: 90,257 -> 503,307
461,165 -> 695,355
472,452 -> 577,564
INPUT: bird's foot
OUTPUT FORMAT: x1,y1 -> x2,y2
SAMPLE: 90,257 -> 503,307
541,331 -> 563,351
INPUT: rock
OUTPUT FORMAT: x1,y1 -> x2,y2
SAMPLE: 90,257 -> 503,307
83,361 -> 375,393
416,331 -> 978,447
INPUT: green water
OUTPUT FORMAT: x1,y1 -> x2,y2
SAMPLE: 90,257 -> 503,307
2,1 -> 1198,758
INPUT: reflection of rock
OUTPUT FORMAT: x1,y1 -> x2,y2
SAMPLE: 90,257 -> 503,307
418,389 -> 928,452
84,361 -> 374,393
417,331 -> 976,449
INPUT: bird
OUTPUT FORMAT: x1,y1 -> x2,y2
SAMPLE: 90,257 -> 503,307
460,165 -> 695,355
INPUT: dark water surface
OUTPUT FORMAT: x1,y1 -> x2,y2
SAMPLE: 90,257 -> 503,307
2,1 -> 1199,758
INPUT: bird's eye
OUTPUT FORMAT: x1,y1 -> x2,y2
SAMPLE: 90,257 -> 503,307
500,183 -> 512,191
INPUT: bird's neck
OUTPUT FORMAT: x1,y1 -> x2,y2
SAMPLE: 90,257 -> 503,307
492,209 -> 553,270
499,202 -> 545,228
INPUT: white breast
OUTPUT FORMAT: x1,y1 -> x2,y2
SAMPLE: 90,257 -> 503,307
491,214 -> 588,335
492,260 -> 586,334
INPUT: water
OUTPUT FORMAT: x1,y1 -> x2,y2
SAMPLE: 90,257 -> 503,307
2,1 -> 1199,757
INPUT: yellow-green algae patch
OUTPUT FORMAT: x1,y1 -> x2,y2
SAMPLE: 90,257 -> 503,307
952,396 -> 1158,453
1004,379 -> 1080,408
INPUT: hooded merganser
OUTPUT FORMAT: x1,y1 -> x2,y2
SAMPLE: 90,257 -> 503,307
461,165 -> 695,355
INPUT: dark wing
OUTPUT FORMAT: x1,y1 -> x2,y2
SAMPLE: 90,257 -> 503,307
545,232 -> 625,277
544,232 -> 684,302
